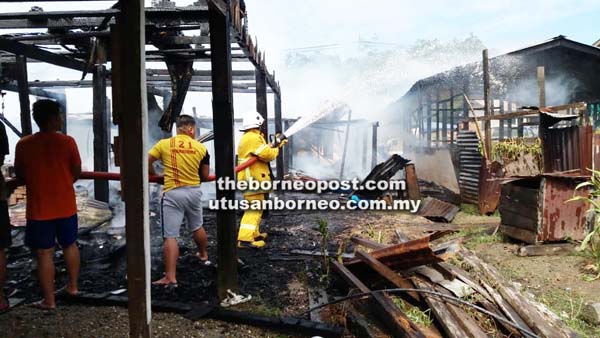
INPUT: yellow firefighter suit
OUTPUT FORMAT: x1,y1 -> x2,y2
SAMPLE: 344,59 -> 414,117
237,129 -> 279,245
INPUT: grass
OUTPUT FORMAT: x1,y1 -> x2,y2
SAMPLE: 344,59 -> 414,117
460,203 -> 480,215
536,289 -> 600,338
391,297 -> 433,327
446,227 -> 503,250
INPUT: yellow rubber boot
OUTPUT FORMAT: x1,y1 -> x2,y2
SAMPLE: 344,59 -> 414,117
238,194 -> 264,245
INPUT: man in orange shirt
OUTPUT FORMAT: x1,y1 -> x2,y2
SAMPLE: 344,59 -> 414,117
15,100 -> 81,310
148,115 -> 210,286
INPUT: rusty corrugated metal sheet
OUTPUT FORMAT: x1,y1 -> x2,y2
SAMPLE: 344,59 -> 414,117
539,177 -> 590,242
542,121 -> 592,175
417,197 -> 460,223
457,131 -> 482,204
478,160 -> 503,215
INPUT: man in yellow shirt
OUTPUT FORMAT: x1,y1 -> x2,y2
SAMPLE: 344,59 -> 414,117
237,111 -> 286,248
148,115 -> 210,286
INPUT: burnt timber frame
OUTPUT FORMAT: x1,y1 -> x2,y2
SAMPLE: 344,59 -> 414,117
0,0 -> 285,334
208,0 -> 238,301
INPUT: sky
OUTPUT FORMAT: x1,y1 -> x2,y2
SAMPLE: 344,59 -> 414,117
0,0 -> 598,165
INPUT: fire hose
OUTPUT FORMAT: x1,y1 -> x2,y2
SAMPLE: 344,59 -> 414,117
79,156 -> 259,184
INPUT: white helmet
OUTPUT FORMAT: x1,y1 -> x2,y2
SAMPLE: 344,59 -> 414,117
240,111 -> 264,131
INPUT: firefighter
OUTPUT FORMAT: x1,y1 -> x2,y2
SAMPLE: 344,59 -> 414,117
237,111 -> 286,248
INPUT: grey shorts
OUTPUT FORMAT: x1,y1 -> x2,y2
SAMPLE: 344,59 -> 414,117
161,186 -> 204,238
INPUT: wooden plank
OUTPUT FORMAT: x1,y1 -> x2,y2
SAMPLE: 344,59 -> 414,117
371,122 -> 378,169
538,66 -> 545,107
355,250 -> 420,302
412,277 -> 470,338
115,0 -> 152,336
346,307 -> 388,338
15,55 -> 31,136
434,285 -> 489,338
461,249 -> 569,338
332,261 -> 425,338
405,163 -> 421,201
351,236 -> 386,250
0,36 -> 87,72
516,243 -> 576,257
274,92 -> 284,187
93,64 -> 109,203
499,225 -> 538,244
482,49 -> 491,158
439,262 -> 523,336
255,68 -> 268,136
208,0 -> 238,300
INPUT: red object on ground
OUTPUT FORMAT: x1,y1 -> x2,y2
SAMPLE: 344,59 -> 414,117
79,157 -> 259,184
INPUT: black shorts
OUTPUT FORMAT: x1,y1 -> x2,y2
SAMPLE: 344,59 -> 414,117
0,201 -> 11,249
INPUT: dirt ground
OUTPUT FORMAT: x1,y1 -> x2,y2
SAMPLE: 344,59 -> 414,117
1,192 -> 599,337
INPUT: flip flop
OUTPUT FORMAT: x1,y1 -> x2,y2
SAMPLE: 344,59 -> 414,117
29,300 -> 56,311
200,259 -> 212,266
152,280 -> 178,289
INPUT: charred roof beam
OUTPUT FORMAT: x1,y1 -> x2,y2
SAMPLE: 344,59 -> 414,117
0,36 -> 87,71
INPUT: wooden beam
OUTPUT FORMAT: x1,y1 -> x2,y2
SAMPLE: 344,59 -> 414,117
371,122 -> 378,169
354,250 -> 420,302
426,95 -> 432,147
0,7 -> 209,29
339,110 -> 351,179
482,49 -> 491,158
405,163 -> 421,200
115,0 -> 152,336
332,261 -> 425,338
208,0 -> 238,300
15,55 -> 31,136
0,36 -> 87,72
93,65 -> 109,203
538,66 -> 545,108
274,92 -> 284,187
255,68 -> 268,136
0,9 -> 119,20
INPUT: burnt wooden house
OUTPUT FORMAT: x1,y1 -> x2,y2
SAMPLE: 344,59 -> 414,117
0,0 -> 284,335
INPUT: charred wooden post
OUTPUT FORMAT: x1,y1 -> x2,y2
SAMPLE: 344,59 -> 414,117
449,88 -> 454,145
362,130 -> 368,174
93,64 -> 109,202
209,0 -> 239,300
283,119 -> 291,173
162,91 -> 173,117
114,0 -> 152,336
339,110 -> 352,179
255,68 -> 268,136
54,90 -> 67,133
371,122 -> 378,169
442,100 -> 448,145
498,100 -> 505,140
538,66 -> 546,107
436,91 -> 441,147
274,92 -> 284,187
16,55 -> 32,136
483,49 -> 492,157
418,84 -> 424,140
426,94 -> 432,148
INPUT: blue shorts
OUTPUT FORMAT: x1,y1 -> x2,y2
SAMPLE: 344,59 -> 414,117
25,214 -> 78,250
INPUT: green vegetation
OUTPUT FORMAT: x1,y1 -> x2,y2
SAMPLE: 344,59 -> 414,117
460,203 -> 480,215
568,169 -> 600,281
446,227 -> 503,250
391,297 -> 433,327
491,138 -> 543,168
537,289 -> 600,338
